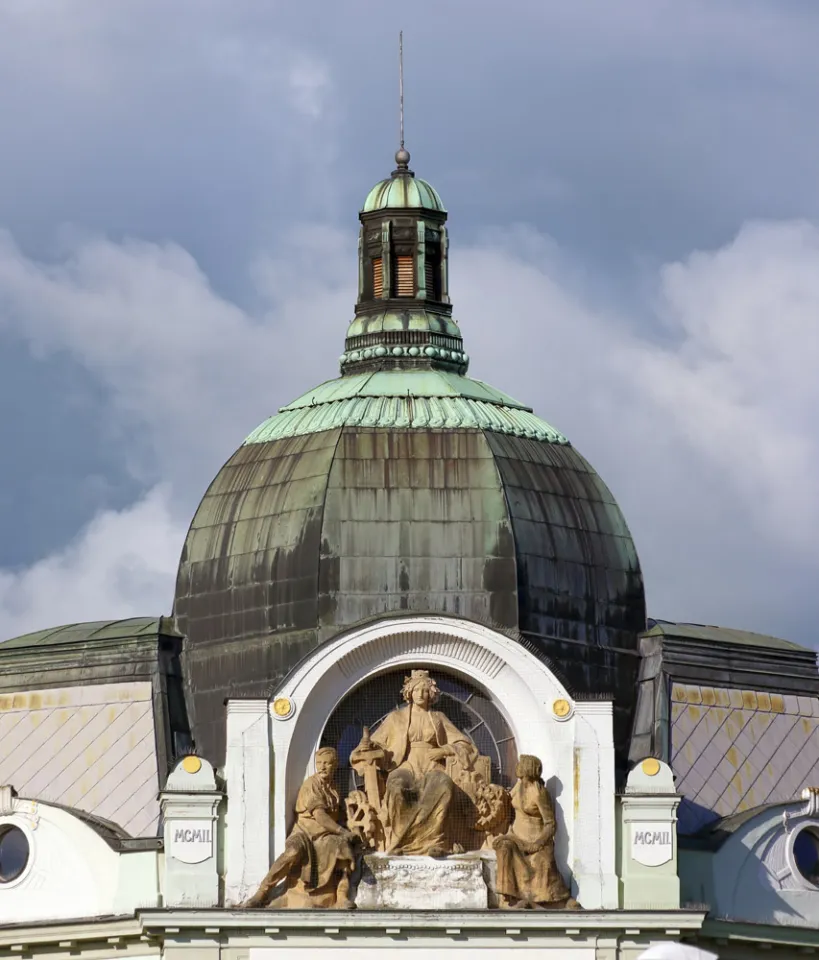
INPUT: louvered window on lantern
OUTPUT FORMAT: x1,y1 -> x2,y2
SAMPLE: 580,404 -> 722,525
372,257 -> 384,298
425,253 -> 442,300
394,255 -> 415,297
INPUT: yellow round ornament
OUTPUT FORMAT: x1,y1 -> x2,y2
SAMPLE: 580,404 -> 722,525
553,698 -> 571,718
182,755 -> 202,774
641,757 -> 661,777
273,697 -> 294,719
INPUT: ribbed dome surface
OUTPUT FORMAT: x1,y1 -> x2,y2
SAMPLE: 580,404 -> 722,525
362,174 -> 444,212
173,371 -> 646,765
245,371 -> 568,444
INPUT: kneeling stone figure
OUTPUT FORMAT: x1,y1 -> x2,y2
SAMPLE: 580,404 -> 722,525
242,747 -> 358,909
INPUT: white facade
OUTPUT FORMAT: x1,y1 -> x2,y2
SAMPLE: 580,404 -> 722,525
0,787 -> 159,927
224,615 -> 617,908
7,614 -> 819,958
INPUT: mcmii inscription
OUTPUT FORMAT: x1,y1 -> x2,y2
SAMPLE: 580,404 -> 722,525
630,823 -> 673,868
169,820 -> 214,865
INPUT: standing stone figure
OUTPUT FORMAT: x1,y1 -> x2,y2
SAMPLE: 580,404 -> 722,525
242,747 -> 358,909
350,669 -> 479,856
493,755 -> 579,909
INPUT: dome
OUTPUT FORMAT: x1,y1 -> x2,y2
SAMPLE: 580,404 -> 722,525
362,174 -> 445,213
174,368 -> 645,764
173,152 -> 646,767
362,148 -> 445,213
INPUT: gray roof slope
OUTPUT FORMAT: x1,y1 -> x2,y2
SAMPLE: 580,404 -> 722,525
645,619 -> 810,653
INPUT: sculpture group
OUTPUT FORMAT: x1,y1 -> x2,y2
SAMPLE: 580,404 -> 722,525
243,670 -> 579,910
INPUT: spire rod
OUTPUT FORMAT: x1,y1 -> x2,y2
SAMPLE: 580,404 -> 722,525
399,30 -> 405,151
393,31 -> 412,175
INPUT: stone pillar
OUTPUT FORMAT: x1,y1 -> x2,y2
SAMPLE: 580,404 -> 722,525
618,758 -> 681,909
574,700 -> 618,909
160,756 -> 222,907
224,699 -> 271,905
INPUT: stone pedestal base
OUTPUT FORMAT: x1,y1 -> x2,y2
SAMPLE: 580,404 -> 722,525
355,853 -> 492,910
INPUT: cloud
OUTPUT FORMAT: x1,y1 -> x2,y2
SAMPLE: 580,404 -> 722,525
0,226 -> 353,489
631,220 -> 819,547
0,486 -> 183,640
0,216 -> 817,643
457,219 -> 819,638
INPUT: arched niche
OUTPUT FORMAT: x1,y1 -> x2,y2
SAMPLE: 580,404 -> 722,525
320,665 -> 519,796
273,616 -> 573,836
224,616 -> 617,908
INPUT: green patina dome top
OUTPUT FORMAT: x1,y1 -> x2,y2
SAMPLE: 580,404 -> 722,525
243,369 -> 568,446
362,148 -> 445,213
362,175 -> 445,213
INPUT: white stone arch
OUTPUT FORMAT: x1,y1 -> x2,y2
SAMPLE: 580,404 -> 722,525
225,615 -> 616,908
277,616 -> 571,808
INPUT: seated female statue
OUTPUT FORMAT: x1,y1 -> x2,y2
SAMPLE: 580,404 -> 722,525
351,669 -> 478,856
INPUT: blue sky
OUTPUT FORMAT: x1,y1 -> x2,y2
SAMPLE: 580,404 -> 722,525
0,0 -> 817,643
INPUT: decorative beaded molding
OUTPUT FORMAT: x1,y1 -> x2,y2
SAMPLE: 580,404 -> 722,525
340,342 -> 469,374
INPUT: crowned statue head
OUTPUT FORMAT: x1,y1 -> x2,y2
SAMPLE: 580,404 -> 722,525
401,669 -> 441,710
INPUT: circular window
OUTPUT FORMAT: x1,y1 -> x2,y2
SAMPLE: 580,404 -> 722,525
0,826 -> 30,884
793,827 -> 819,886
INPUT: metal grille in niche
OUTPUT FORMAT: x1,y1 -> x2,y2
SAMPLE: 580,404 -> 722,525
320,667 -> 518,796
425,260 -> 434,297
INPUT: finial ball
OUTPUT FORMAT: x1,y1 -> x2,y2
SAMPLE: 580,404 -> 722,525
395,147 -> 411,168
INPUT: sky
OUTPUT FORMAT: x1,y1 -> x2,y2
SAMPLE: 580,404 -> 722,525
0,0 -> 817,644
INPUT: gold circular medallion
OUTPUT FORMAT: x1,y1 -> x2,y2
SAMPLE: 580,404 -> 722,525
182,755 -> 202,774
641,757 -> 661,777
273,697 -> 294,719
553,698 -> 571,718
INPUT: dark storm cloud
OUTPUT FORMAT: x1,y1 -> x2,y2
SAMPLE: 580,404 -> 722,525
0,0 -> 817,642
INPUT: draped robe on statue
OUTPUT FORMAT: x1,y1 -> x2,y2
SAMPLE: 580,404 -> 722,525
370,704 -> 479,855
494,778 -> 571,906
290,775 -> 356,895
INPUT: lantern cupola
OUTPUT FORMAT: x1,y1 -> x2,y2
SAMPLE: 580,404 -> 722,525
341,147 -> 467,376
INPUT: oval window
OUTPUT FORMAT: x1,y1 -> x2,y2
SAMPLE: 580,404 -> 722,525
0,825 -> 30,883
793,827 -> 819,886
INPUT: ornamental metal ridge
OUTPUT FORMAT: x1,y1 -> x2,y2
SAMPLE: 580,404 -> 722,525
243,395 -> 569,446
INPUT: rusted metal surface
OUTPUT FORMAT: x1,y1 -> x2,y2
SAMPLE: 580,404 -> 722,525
318,429 -> 517,634
174,430 -> 341,759
174,426 -> 647,767
486,433 -> 646,762
486,434 -> 644,646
